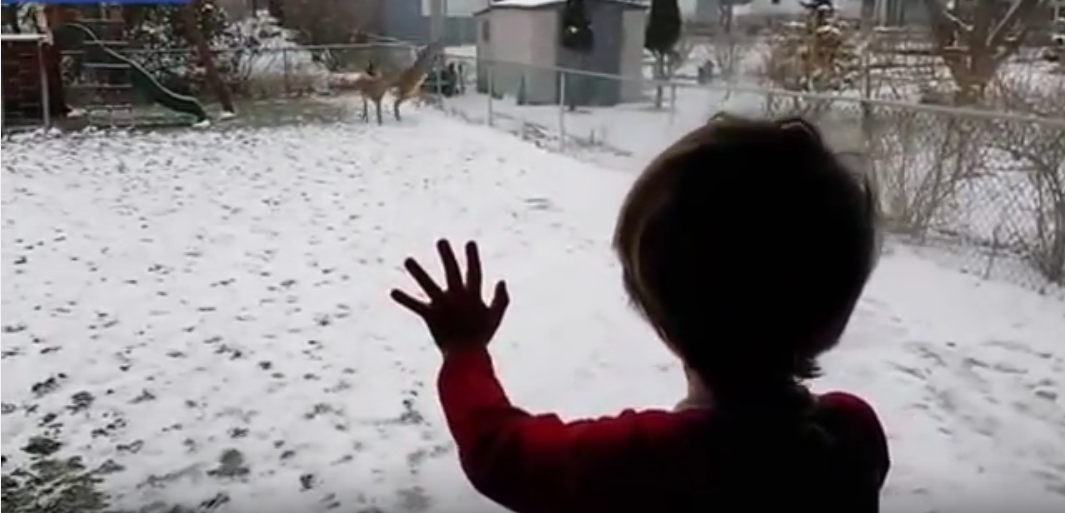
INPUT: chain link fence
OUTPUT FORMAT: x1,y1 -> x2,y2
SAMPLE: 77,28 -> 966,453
84,42 -> 417,101
27,42 -> 420,127
430,57 -> 1064,294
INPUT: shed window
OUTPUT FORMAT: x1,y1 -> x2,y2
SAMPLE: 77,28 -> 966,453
481,19 -> 490,41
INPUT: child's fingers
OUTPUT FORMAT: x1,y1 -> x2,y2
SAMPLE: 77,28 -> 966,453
390,289 -> 430,317
488,281 -> 510,323
436,239 -> 463,290
404,257 -> 444,299
465,241 -> 482,295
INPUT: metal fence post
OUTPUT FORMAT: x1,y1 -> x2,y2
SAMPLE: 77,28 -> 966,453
558,70 -> 567,152
668,82 -> 677,126
282,47 -> 291,97
487,60 -> 495,127
434,53 -> 443,104
38,38 -> 51,129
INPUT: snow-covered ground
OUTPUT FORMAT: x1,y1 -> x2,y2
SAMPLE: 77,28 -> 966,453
3,111 -> 1065,513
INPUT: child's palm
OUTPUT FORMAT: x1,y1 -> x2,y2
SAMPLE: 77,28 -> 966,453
391,240 -> 509,352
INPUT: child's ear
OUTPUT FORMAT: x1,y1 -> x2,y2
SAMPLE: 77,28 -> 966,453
706,111 -> 740,125
678,365 -> 713,411
862,173 -> 880,221
776,118 -> 824,146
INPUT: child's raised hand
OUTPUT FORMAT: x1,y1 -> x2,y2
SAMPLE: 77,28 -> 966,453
390,240 -> 510,354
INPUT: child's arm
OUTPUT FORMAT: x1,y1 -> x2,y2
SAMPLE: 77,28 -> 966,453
437,347 -> 682,513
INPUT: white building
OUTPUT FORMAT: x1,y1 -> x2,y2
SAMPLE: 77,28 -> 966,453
474,0 -> 648,106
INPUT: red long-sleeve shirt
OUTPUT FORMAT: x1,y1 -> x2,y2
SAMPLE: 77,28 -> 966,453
439,347 -> 890,513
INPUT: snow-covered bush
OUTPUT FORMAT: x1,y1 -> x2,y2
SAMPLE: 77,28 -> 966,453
988,71 -> 1065,284
123,5 -> 328,99
123,1 -> 238,95
224,10 -> 330,98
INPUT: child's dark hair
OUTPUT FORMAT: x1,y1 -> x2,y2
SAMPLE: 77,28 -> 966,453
614,114 -> 879,406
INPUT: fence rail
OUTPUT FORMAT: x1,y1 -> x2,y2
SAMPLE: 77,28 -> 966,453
22,42 -> 1065,291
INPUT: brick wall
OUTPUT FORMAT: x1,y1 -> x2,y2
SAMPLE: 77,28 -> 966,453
1,39 -> 46,123
2,38 -> 68,125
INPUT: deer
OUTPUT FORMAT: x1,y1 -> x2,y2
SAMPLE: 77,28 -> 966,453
349,62 -> 392,125
348,42 -> 442,125
388,42 -> 442,122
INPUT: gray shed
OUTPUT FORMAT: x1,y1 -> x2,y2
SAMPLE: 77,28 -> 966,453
474,0 -> 648,106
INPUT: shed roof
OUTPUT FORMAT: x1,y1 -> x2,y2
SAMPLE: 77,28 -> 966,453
474,0 -> 648,16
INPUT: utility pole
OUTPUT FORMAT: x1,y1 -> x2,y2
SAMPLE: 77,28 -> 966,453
428,0 -> 445,43
427,0 -> 448,73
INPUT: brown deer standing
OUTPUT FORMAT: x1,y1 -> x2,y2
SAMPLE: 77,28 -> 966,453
350,64 -> 392,125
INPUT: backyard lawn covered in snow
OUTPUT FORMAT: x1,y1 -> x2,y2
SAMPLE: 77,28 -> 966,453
2,113 -> 1064,513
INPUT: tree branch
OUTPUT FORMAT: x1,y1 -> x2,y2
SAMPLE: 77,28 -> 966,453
989,0 -> 1044,48
992,29 -> 1030,68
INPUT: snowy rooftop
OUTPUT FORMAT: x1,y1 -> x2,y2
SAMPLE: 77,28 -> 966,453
2,113 -> 1064,511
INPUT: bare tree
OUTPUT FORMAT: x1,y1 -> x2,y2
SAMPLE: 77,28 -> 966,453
711,2 -> 750,80
668,29 -> 696,77
183,0 -> 236,115
274,0 -> 383,71
646,0 -> 682,109
869,109 -> 989,238
279,0 -> 381,46
920,0 -> 1047,104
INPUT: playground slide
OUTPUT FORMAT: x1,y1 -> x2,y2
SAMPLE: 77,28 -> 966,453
55,23 -> 209,123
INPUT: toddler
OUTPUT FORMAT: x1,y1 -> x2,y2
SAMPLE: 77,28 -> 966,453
391,114 -> 889,513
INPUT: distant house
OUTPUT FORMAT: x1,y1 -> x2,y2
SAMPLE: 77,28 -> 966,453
474,0 -> 648,106
693,0 -> 718,23
693,0 -> 745,24
380,0 -> 478,45
730,0 -> 871,20
875,0 -> 930,26
735,0 -> 811,17
692,0 -> 761,24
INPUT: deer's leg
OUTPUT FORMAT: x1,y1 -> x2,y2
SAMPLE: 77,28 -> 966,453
393,96 -> 403,121
361,97 -> 369,122
375,99 -> 383,125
